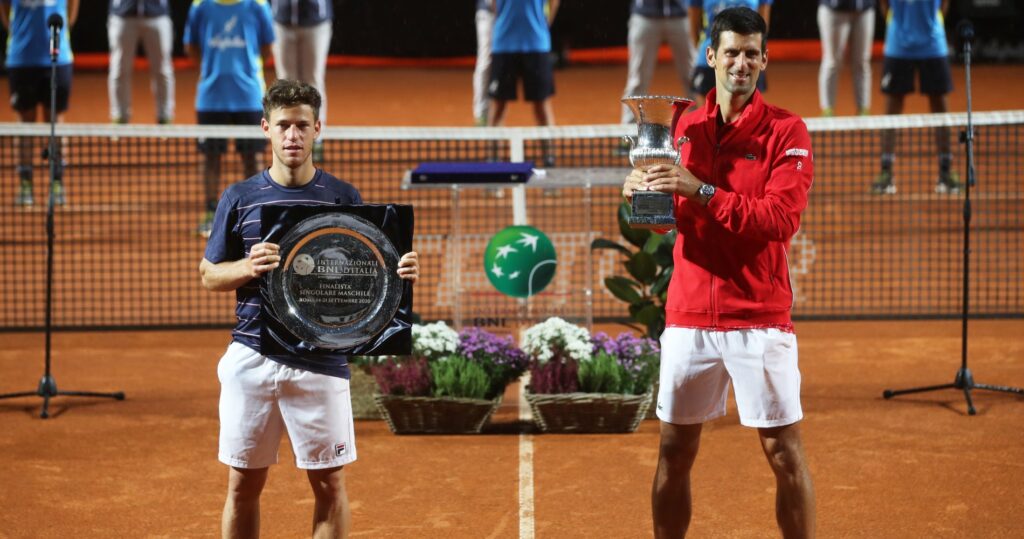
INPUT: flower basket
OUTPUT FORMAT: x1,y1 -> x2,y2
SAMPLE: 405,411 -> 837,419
373,394 -> 503,434
525,391 -> 653,433
349,365 -> 382,420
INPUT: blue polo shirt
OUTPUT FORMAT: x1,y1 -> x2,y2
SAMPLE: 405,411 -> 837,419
204,169 -> 363,378
492,0 -> 550,54
690,0 -> 772,68
184,0 -> 275,112
883,0 -> 947,59
4,0 -> 74,68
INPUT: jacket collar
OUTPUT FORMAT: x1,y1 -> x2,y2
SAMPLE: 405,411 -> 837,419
702,88 -> 766,140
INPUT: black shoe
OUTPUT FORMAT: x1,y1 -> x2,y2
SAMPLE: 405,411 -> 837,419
871,171 -> 896,195
935,171 -> 962,194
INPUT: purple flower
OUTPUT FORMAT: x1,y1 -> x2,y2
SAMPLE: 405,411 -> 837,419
458,327 -> 529,377
591,331 -> 659,375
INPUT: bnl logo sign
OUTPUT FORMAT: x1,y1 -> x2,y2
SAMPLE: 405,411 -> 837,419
483,226 -> 557,298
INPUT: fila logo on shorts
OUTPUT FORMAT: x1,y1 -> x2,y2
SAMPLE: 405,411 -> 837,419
335,442 -> 347,457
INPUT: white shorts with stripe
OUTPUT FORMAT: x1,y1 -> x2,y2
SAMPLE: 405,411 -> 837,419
217,342 -> 357,469
656,327 -> 803,428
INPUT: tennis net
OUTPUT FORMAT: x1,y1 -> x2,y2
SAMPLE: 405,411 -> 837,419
1,110 -> 1021,331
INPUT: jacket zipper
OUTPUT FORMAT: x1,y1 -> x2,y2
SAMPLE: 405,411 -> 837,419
710,141 -> 722,327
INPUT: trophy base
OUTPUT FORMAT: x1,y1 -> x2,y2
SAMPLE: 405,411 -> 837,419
628,191 -> 675,229
627,215 -> 676,229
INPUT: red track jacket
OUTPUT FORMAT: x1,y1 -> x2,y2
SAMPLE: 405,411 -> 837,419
665,89 -> 813,330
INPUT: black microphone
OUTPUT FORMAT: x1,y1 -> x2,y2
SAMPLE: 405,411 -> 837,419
957,19 -> 974,45
47,13 -> 63,60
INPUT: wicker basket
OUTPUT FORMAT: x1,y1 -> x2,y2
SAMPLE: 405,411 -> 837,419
349,367 -> 384,420
373,394 -> 503,434
526,391 -> 653,433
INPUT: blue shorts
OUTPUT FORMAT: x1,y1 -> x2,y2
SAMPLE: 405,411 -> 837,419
488,52 -> 555,102
7,65 -> 73,113
880,57 -> 953,96
196,110 -> 267,155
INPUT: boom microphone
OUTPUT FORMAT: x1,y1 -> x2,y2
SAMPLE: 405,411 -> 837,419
48,13 -> 63,60
957,19 -> 974,45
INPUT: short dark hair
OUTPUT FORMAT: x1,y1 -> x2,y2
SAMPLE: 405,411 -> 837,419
262,79 -> 322,120
709,7 -> 768,53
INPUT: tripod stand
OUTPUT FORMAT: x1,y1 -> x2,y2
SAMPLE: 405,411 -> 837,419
0,14 -> 124,419
882,21 -> 1023,415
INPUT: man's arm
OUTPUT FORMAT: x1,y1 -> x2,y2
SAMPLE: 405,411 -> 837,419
700,121 -> 813,243
940,0 -> 949,16
879,0 -> 888,19
67,0 -> 79,27
199,243 -> 280,292
0,2 -> 10,31
185,43 -> 201,65
688,7 -> 702,50
547,0 -> 559,25
634,120 -> 813,243
261,44 -> 273,65
758,3 -> 770,31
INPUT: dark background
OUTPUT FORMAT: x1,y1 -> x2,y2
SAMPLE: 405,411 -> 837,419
2,0 -> 1023,63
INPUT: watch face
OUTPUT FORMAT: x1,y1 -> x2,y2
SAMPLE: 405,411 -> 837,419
700,184 -> 715,198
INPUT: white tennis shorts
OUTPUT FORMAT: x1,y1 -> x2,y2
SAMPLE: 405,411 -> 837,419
656,327 -> 803,428
217,342 -> 357,469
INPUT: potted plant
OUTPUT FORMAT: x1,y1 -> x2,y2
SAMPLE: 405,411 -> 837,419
591,201 -> 676,339
522,317 -> 659,433
370,321 -> 528,434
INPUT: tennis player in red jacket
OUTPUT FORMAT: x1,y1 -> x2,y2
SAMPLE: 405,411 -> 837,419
624,7 -> 816,538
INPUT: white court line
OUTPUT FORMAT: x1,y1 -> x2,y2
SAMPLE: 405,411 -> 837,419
518,374 -> 535,539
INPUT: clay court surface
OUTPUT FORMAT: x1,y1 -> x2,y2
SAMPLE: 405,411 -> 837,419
1,321 -> 1023,538
1,61 -> 1023,537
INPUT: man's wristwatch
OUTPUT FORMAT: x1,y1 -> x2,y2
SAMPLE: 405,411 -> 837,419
697,183 -> 716,205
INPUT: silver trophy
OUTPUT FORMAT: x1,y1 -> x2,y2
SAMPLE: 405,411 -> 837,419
621,95 -> 694,229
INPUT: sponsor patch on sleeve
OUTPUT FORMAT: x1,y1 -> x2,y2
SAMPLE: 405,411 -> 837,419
785,148 -> 809,157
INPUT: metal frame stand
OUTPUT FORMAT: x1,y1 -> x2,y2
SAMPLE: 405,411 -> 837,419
882,21 -> 1023,414
0,16 -> 125,418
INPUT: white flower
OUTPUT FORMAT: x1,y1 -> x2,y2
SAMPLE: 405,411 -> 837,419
411,321 -> 459,360
521,317 -> 591,364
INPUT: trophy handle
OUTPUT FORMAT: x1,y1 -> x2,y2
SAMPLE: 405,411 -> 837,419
622,134 -> 637,149
675,136 -> 689,149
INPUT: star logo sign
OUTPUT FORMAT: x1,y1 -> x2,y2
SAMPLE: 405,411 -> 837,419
483,226 -> 557,298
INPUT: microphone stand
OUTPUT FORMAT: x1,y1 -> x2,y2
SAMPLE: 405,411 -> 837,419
882,21 -> 1023,415
0,18 -> 125,418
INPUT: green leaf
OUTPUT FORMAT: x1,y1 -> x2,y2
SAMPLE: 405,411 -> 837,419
642,232 -> 663,254
590,238 -> 631,257
634,304 -> 662,327
629,299 -> 654,318
650,266 -> 673,298
604,276 -> 643,304
617,202 -> 651,248
626,251 -> 658,283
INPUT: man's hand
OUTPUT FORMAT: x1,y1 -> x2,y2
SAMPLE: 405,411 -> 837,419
397,251 -> 419,283
641,164 -> 704,199
247,242 -> 280,278
622,167 -> 648,201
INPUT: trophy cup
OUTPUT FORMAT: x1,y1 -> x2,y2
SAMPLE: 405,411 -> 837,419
621,95 -> 694,229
